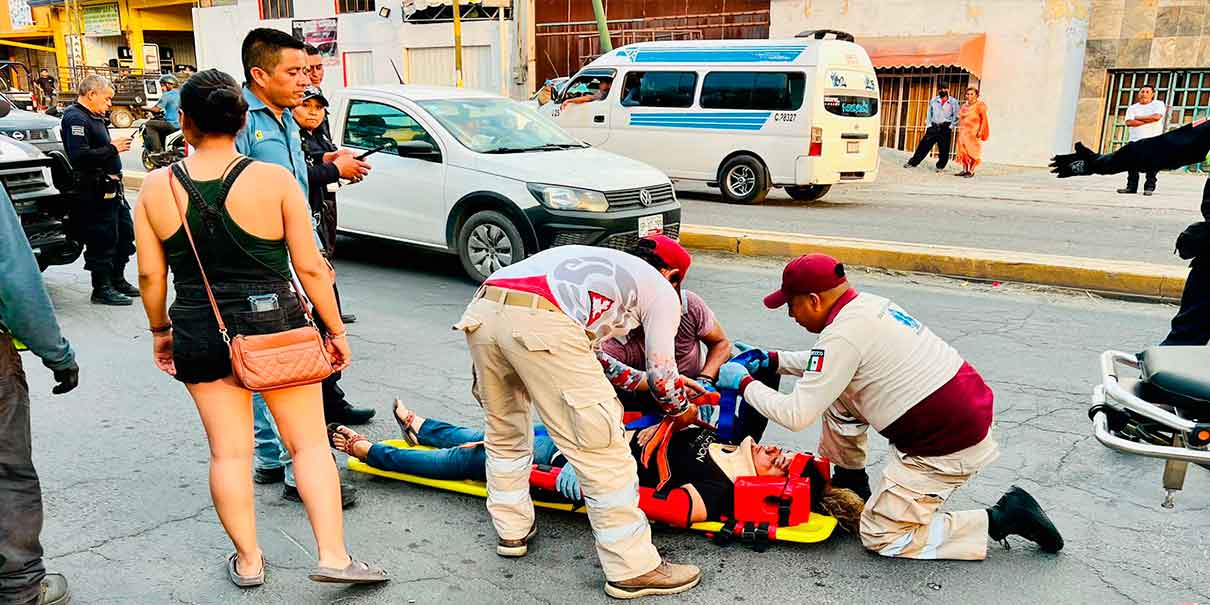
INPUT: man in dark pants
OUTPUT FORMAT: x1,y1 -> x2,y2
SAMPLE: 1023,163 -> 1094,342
1051,119 -> 1210,345
296,86 -> 375,425
0,182 -> 80,604
904,83 -> 960,172
61,75 -> 137,306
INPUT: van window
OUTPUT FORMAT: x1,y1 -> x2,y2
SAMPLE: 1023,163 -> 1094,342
822,94 -> 878,118
700,72 -> 805,111
619,71 -> 697,108
343,100 -> 436,154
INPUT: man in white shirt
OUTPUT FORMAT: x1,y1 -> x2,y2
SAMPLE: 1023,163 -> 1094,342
1117,84 -> 1166,196
715,254 -> 1064,561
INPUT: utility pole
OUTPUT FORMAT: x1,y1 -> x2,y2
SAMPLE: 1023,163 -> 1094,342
591,0 -> 611,53
452,0 -> 463,87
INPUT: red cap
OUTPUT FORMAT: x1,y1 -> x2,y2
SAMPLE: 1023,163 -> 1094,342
763,254 -> 847,309
642,234 -> 692,277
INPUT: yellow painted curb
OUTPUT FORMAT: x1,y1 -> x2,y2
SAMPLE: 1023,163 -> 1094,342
681,224 -> 1187,301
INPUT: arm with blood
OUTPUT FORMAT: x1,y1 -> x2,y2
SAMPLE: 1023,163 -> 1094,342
643,292 -> 690,415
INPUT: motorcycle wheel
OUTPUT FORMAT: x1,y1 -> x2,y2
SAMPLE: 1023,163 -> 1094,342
142,150 -> 157,172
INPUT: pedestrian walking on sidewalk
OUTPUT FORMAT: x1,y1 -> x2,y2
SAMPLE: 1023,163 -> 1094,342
0,181 -> 80,604
904,82 -> 960,172
1051,117 -> 1210,345
132,68 -> 387,588
955,87 -> 990,178
1117,84 -> 1166,196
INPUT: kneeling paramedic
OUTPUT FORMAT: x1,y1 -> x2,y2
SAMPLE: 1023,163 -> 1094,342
717,254 -> 1064,560
454,244 -> 702,599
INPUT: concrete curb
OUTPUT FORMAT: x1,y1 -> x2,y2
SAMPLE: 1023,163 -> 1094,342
680,225 -> 1187,301
125,169 -> 1184,299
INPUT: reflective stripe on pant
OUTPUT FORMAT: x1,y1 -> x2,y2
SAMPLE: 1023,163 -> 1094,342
859,434 -> 999,561
457,297 -> 662,582
818,401 -> 870,470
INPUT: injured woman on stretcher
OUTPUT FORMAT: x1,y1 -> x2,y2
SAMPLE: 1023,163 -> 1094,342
327,401 -> 865,532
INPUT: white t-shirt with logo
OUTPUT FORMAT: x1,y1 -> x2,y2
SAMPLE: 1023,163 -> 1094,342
1126,100 -> 1166,141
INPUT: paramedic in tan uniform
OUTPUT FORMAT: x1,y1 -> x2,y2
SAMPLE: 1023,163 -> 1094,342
716,254 -> 1065,560
453,244 -> 701,600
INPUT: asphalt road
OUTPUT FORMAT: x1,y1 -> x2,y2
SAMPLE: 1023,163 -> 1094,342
25,244 -> 1206,604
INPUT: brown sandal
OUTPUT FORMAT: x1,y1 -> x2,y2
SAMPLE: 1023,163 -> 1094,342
326,423 -> 370,457
393,399 -> 421,446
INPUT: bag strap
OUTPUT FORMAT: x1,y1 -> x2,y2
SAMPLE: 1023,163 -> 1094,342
168,165 -> 231,344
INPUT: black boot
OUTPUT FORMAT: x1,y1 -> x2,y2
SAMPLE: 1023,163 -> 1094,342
987,486 -> 1064,553
110,265 -> 140,297
830,466 -> 872,501
326,402 -> 376,425
90,271 -> 133,306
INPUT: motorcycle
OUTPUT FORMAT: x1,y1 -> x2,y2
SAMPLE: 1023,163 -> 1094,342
134,120 -> 186,171
1090,346 -> 1210,508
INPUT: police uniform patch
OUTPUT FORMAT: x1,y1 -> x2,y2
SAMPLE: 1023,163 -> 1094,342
806,349 -> 825,373
254,129 -> 264,141
70,125 -> 85,137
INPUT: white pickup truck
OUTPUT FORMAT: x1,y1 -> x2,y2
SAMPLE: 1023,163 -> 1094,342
325,84 -> 681,282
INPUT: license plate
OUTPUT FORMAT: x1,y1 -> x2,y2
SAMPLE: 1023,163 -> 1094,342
638,214 -> 663,236
847,141 -> 860,153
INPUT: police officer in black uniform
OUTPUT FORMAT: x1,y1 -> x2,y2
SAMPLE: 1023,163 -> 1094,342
61,75 -> 138,306
1051,119 -> 1210,345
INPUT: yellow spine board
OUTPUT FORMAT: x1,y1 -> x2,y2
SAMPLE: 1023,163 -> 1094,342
347,439 -> 837,543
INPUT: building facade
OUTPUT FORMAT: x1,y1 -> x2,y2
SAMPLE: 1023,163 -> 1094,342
1077,0 -> 1210,159
192,0 -> 517,94
770,0 -> 1090,166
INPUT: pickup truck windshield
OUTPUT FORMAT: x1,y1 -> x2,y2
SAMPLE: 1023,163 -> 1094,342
418,98 -> 585,153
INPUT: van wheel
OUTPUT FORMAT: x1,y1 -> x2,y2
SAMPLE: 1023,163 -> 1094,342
457,210 -> 526,283
785,185 -> 832,202
719,155 -> 769,204
109,108 -> 134,129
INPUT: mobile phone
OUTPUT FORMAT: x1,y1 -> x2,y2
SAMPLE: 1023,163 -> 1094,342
248,293 -> 280,313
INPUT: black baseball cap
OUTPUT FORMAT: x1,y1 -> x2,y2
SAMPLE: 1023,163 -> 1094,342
301,86 -> 328,107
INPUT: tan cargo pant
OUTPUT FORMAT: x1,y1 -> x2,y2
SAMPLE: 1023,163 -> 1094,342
818,402 -> 998,561
455,295 -> 662,582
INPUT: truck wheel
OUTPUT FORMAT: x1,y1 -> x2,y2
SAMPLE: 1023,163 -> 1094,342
719,155 -> 769,204
457,209 -> 526,283
109,108 -> 134,129
785,184 -> 832,202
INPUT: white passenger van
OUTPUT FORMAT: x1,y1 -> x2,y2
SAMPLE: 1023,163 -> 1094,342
541,30 -> 880,204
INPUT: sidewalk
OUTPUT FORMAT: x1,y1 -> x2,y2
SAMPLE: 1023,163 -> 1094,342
679,149 -> 1206,267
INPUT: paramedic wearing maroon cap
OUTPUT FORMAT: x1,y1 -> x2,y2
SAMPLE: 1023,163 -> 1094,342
716,254 -> 1064,560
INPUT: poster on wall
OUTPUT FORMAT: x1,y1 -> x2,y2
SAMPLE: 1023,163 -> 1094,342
8,0 -> 33,29
82,4 -> 121,37
292,18 -> 338,66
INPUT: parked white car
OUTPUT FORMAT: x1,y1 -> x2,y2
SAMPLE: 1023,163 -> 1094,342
326,85 -> 681,281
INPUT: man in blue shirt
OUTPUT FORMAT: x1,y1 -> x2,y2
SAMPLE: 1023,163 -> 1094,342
0,179 -> 79,604
237,27 -> 367,508
905,82 -> 961,172
144,74 -> 180,154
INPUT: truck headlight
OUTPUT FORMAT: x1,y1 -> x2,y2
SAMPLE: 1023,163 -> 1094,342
528,183 -> 608,212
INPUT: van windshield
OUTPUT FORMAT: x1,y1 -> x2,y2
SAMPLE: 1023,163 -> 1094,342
418,98 -> 587,154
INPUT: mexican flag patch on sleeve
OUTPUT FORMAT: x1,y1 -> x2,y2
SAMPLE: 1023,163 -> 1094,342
806,349 -> 825,373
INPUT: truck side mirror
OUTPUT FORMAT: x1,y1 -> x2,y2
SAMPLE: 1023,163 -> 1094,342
397,140 -> 441,162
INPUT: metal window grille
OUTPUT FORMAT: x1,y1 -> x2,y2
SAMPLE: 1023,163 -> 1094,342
1102,69 -> 1210,173
259,0 -> 293,19
403,4 -> 509,23
338,0 -> 374,13
876,68 -> 974,159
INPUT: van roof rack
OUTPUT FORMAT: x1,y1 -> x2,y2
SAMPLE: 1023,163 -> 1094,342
795,30 -> 855,42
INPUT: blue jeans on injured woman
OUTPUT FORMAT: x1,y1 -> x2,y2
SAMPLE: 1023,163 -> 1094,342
365,418 -> 560,481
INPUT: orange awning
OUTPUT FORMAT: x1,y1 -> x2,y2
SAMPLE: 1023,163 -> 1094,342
860,34 -> 986,79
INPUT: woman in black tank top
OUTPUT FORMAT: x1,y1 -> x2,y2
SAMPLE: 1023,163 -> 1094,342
132,68 -> 386,587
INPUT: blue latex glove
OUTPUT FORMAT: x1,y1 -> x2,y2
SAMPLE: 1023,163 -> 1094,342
717,362 -> 751,391
556,463 -> 582,501
732,341 -> 770,373
697,404 -> 720,427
